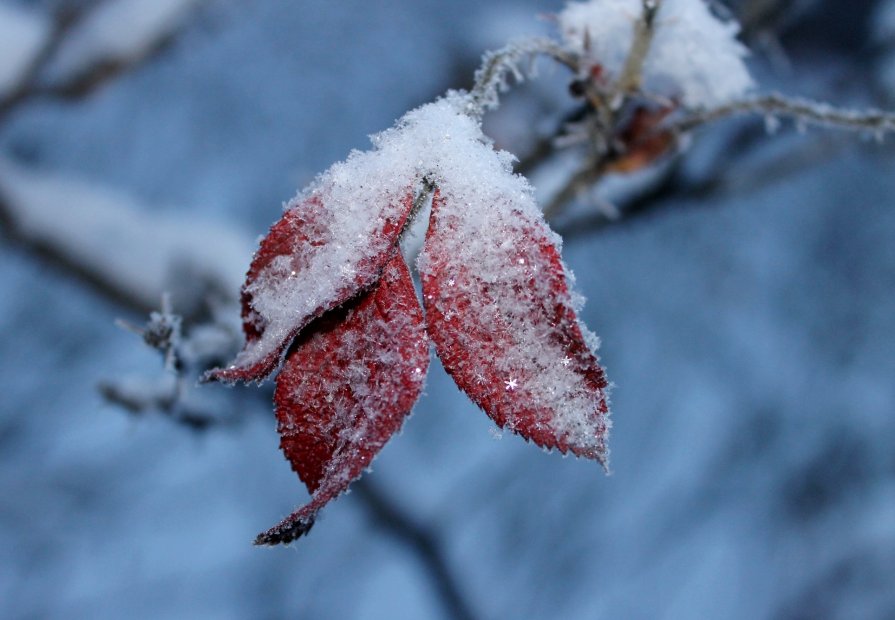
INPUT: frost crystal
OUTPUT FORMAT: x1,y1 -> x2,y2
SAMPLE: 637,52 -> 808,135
558,0 -> 753,107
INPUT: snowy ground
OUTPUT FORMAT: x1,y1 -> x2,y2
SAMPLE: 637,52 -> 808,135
1,1 -> 894,618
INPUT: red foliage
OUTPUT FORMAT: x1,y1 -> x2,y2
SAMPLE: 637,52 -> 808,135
421,191 -> 610,464
256,252 -> 428,545
207,191 -> 415,384
213,184 -> 610,545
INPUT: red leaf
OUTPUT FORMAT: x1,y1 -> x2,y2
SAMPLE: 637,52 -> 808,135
607,105 -> 676,173
420,190 -> 610,465
206,190 -> 416,384
255,252 -> 429,545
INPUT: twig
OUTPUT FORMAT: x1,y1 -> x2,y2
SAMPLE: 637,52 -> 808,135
0,194 -> 153,316
0,1 -> 101,122
0,0 -> 205,124
673,93 -> 895,136
616,0 -> 662,97
542,159 -> 608,220
467,37 -> 578,118
353,479 -> 477,620
98,379 -> 225,431
554,133 -> 849,239
542,90 -> 895,218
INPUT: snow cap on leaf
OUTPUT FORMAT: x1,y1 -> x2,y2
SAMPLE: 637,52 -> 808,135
205,186 -> 415,384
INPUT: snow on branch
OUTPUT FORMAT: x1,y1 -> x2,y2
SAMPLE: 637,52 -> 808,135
0,0 -> 207,122
43,0 -> 205,88
558,0 -> 754,107
0,156 -> 257,428
0,3 -> 51,99
0,158 -> 252,315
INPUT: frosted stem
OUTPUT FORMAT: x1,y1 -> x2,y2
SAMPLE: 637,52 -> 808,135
467,37 -> 578,119
615,0 -> 662,99
673,93 -> 895,136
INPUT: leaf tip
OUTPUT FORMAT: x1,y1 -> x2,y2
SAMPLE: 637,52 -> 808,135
253,513 -> 316,546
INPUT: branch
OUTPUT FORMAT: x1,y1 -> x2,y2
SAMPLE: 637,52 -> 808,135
673,93 -> 895,136
616,0 -> 662,97
467,37 -> 578,118
541,91 -> 895,219
542,159 -> 608,219
553,132 -> 850,239
98,377 -> 227,431
0,0 -> 206,124
352,479 -> 477,620
0,159 -> 252,318
0,2 -> 98,123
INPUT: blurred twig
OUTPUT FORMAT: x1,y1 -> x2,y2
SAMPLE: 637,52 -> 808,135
0,0 -> 200,124
0,2 -> 92,123
553,131 -> 850,239
97,379 -> 225,431
673,93 -> 895,135
353,479 -> 477,620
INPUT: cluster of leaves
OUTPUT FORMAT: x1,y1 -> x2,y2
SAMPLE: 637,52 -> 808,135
206,92 -> 612,545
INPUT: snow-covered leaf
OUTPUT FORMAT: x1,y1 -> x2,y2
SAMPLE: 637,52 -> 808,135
420,190 -> 611,465
255,252 -> 428,545
206,189 -> 416,383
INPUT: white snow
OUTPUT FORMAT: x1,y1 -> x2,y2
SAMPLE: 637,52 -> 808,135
0,158 -> 252,310
236,98 -> 482,373
557,0 -> 754,107
43,0 -> 203,83
0,3 -> 50,98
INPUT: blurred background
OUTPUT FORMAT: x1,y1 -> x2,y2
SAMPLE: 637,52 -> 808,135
1,0 -> 894,618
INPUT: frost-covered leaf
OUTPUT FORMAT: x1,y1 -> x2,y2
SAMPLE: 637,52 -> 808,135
420,191 -> 611,465
255,252 -> 428,545
206,189 -> 415,383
